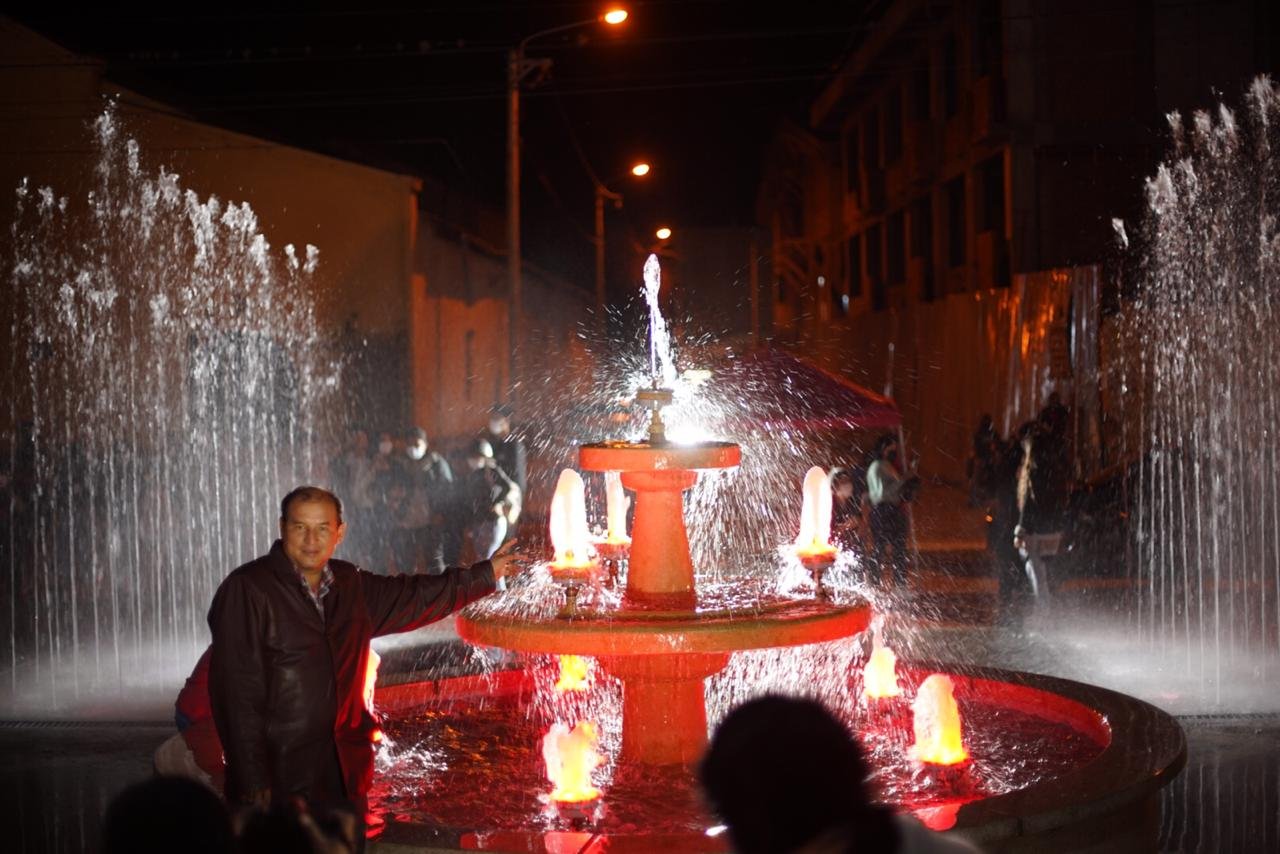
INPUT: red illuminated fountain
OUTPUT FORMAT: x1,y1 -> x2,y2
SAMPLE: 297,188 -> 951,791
370,256 -> 1184,853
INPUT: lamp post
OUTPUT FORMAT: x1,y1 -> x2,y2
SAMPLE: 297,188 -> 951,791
507,8 -> 628,400
593,161 -> 650,333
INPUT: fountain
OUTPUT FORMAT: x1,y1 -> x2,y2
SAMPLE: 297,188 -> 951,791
367,256 -> 1185,853
3,106 -> 337,713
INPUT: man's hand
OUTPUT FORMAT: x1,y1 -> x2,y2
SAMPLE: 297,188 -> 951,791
489,538 -> 522,579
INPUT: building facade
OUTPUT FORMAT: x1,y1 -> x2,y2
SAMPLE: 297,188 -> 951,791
758,0 -> 1276,480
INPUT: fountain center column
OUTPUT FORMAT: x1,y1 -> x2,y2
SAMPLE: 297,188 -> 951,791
620,469 -> 698,608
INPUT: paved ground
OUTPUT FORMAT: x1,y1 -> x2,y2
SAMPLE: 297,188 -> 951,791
2,483 -> 1277,852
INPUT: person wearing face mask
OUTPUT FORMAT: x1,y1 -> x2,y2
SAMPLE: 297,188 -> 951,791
481,404 -> 527,510
395,427 -> 453,574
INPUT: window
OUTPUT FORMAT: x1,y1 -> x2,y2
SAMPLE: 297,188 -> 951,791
979,154 -> 1005,234
942,35 -> 959,118
977,0 -> 1004,78
867,223 -> 885,310
864,108 -> 881,171
847,233 -> 863,298
946,176 -> 966,268
887,211 -> 906,285
911,57 -> 931,122
844,125 -> 861,195
884,87 -> 903,163
911,195 -> 935,300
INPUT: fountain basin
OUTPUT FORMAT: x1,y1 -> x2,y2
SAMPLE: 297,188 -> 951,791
368,660 -> 1184,854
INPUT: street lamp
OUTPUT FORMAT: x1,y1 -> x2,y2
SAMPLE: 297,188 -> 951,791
593,162 -> 651,332
507,7 -> 628,400
655,226 -> 673,241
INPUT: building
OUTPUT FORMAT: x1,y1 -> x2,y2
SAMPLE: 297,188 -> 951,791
757,0 -> 1278,480
1,17 -> 595,458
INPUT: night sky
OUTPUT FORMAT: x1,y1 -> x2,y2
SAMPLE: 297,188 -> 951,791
11,1 -> 876,282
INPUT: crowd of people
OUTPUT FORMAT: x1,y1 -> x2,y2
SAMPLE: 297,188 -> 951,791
329,405 -> 527,574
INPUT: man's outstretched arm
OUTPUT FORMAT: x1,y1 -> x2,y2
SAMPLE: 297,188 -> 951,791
208,573 -> 271,804
362,548 -> 517,637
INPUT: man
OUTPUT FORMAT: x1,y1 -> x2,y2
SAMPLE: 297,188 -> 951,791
482,404 -> 527,515
395,427 -> 453,573
1013,407 -> 1072,615
457,439 -> 519,560
866,434 -> 918,588
208,486 -> 515,835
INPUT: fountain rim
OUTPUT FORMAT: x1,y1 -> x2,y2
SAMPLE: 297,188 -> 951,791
372,660 -> 1186,851
578,440 -> 741,473
910,661 -> 1187,844
455,598 -> 871,657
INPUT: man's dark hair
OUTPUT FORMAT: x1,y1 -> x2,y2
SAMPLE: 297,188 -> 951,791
468,438 -> 494,459
700,695 -> 899,854
280,486 -> 343,524
490,403 -> 513,418
102,776 -> 232,854
404,426 -> 428,443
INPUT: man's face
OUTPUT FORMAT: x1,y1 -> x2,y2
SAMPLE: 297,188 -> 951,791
407,439 -> 427,460
466,454 -> 486,472
280,499 -> 346,572
488,416 -> 509,436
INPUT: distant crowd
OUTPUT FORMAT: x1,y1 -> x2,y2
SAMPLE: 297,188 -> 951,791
330,405 -> 527,574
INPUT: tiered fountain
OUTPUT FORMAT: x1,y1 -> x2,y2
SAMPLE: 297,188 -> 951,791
370,258 -> 1185,853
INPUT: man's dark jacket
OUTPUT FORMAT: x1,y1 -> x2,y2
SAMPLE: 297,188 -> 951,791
207,541 -> 495,806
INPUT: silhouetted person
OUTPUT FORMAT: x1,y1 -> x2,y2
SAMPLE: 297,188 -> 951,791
456,439 -> 519,560
102,776 -> 232,854
396,426 -> 453,573
1014,407 -> 1072,611
483,404 -> 527,515
829,467 -> 864,553
700,695 -> 982,854
991,422 -> 1033,619
867,434 -> 917,587
967,414 -> 1000,505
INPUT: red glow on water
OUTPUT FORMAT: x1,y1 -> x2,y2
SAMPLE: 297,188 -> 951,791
372,728 -> 383,744
542,721 -> 602,803
914,802 -> 961,830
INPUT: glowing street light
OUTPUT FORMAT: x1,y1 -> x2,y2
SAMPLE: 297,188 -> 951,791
508,5 -> 630,399
655,226 -> 673,241
630,162 -> 651,177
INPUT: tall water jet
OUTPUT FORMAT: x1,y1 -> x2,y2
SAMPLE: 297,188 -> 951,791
3,106 -> 339,710
1119,76 -> 1280,697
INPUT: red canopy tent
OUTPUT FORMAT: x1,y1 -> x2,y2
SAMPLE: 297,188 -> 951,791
705,346 -> 901,433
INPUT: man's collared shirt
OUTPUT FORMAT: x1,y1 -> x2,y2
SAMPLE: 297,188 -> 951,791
296,564 -> 334,621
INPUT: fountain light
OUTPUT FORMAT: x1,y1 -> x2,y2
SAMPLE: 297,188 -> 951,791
554,655 -> 592,693
909,674 -> 969,766
549,469 -> 598,578
594,471 -> 632,561
794,466 -> 837,560
543,720 -> 603,804
861,642 -> 903,702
